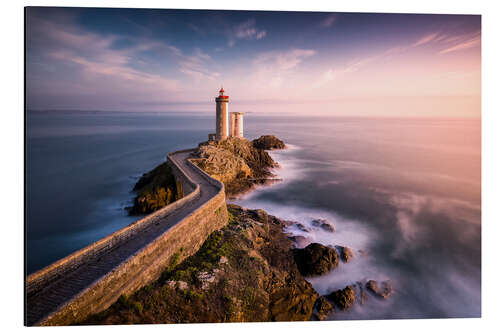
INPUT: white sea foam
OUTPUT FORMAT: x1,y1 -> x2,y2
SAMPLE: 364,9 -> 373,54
231,142 -> 481,319
232,145 -> 389,305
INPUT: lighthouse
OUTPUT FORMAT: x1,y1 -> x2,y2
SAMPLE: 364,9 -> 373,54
215,87 -> 229,140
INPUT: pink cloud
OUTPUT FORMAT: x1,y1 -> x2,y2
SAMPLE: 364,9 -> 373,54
439,35 -> 481,54
255,49 -> 317,71
228,19 -> 267,46
413,32 -> 441,46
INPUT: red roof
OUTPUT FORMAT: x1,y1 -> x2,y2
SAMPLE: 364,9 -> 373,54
219,87 -> 224,93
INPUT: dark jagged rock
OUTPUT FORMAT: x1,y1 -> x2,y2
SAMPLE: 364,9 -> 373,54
269,275 -> 318,322
129,162 -> 179,215
320,224 -> 334,233
250,209 -> 268,223
336,245 -> 354,263
288,235 -> 310,248
84,205 -> 318,324
293,243 -> 339,276
311,219 -> 335,232
311,296 -> 335,320
356,281 -> 367,305
295,223 -> 310,233
252,135 -> 286,150
281,220 -> 294,227
327,285 -> 356,310
366,280 -> 393,299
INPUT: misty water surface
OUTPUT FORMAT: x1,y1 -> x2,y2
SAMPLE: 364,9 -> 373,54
26,111 -> 480,319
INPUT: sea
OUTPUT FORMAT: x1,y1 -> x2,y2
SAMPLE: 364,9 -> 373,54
26,110 -> 481,319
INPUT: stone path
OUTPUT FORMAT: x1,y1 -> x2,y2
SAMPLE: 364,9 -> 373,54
26,150 -> 219,326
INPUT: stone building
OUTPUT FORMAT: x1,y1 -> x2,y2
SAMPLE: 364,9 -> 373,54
210,87 -> 244,141
215,87 -> 229,140
230,112 -> 244,138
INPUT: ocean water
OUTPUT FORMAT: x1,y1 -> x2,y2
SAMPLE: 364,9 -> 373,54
26,111 -> 212,274
26,111 -> 481,319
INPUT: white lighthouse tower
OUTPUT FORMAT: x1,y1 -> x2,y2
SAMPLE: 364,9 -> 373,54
215,87 -> 229,141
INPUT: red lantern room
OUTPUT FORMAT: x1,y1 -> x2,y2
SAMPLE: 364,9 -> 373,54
218,87 -> 228,98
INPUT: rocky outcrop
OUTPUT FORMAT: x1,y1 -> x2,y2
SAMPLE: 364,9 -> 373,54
252,135 -> 286,150
311,296 -> 335,320
193,141 -> 253,185
311,218 -> 335,232
366,280 -> 393,299
164,280 -> 188,290
293,243 -> 339,277
356,281 -> 367,305
193,137 -> 283,197
129,162 -> 180,215
336,246 -> 354,263
288,235 -> 310,248
269,275 -> 318,321
83,205 -> 318,324
295,223 -> 310,233
327,285 -> 356,310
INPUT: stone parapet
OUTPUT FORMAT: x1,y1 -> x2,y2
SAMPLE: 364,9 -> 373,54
26,148 -> 228,326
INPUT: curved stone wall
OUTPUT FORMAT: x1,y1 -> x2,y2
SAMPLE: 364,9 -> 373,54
26,153 -> 200,298
26,149 -> 228,326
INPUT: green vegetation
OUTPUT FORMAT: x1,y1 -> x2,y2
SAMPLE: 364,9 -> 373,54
163,229 -> 236,285
159,251 -> 182,283
227,210 -> 235,226
80,204 -> 317,325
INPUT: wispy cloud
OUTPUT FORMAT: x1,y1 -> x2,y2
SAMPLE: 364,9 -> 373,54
50,50 -> 179,90
27,14 -> 226,109
320,14 -> 337,28
378,30 -> 481,61
228,19 -> 267,46
313,57 -> 376,87
178,48 -> 220,80
246,48 -> 317,90
32,18 -> 182,92
254,49 -> 317,71
413,32 -> 441,46
439,34 -> 481,54
26,8 -> 481,113
256,30 -> 267,40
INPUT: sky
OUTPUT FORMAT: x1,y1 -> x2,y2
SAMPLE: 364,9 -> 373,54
25,7 -> 481,117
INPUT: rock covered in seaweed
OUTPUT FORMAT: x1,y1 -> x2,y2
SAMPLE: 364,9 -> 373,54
293,243 -> 339,276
